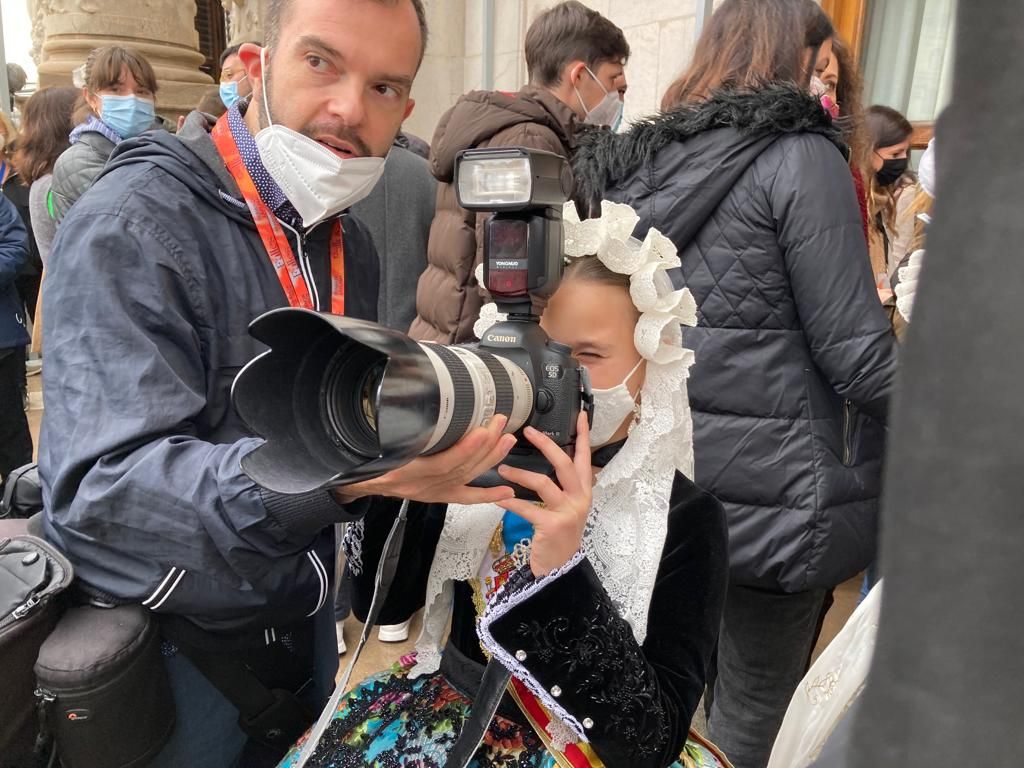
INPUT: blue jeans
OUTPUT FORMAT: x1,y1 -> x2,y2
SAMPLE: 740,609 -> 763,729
149,603 -> 338,768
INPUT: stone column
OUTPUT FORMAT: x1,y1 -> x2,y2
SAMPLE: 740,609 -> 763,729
35,0 -> 214,120
222,0 -> 266,45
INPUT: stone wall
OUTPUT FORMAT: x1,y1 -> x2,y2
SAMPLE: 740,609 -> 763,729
24,0 -> 722,135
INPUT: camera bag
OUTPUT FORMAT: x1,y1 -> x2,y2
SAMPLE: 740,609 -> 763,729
34,603 -> 176,768
1,462 -> 43,520
0,528 -> 74,768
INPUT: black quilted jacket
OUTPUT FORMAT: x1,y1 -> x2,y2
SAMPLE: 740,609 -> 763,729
574,85 -> 897,592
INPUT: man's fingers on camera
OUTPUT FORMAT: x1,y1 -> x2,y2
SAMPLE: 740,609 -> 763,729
464,433 -> 516,482
447,484 -> 515,506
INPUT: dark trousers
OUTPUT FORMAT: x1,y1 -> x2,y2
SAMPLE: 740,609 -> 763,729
706,584 -> 828,768
0,346 -> 32,495
149,601 -> 338,768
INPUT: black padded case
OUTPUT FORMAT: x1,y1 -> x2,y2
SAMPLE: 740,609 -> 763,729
34,604 -> 175,768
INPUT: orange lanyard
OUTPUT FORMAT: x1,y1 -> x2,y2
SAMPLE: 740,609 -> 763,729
211,114 -> 345,314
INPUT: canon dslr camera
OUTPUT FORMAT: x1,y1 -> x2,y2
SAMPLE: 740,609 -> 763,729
232,147 -> 592,496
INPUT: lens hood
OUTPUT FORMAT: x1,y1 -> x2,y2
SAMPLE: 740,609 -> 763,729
232,308 -> 441,494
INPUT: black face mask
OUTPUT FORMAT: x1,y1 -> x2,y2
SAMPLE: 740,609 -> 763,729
876,157 -> 909,187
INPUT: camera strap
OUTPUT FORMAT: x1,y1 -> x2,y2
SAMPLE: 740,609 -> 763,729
211,113 -> 346,315
294,499 -> 410,767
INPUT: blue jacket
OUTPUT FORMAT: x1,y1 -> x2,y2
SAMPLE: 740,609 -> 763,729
0,195 -> 29,349
40,111 -> 378,633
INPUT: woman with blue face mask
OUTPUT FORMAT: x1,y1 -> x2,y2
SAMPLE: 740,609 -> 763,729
49,46 -> 159,222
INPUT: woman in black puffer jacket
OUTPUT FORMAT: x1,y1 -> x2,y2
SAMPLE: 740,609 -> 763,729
574,2 -> 896,766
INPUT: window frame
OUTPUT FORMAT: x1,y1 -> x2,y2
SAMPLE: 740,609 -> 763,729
823,0 -> 935,149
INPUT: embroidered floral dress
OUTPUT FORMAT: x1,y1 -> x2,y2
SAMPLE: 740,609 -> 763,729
278,474 -> 732,768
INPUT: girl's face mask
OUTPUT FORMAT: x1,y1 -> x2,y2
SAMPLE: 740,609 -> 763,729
589,358 -> 643,447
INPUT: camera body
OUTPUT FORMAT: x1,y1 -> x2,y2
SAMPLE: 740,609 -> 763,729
232,148 -> 592,496
458,147 -> 591,491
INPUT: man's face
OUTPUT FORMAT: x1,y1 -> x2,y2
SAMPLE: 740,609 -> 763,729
220,53 -> 252,99
570,58 -> 627,119
240,0 -> 420,159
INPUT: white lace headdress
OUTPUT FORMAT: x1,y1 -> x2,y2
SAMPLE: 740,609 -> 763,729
410,201 -> 697,677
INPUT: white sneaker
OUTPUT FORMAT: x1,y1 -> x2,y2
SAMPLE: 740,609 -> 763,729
377,618 -> 411,643
335,620 -> 346,655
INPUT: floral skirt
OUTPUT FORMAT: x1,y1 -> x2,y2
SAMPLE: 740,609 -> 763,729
279,654 -> 730,768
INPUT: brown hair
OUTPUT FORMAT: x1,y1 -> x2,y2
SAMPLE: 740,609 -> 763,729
12,86 -> 78,185
563,255 -> 637,317
661,0 -> 833,109
264,0 -> 429,65
525,1 -> 630,87
866,104 -> 914,228
830,37 -> 871,172
74,46 -> 158,124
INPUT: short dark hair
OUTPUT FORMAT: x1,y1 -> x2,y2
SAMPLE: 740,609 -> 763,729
525,1 -> 629,87
219,44 -> 241,68
264,0 -> 428,65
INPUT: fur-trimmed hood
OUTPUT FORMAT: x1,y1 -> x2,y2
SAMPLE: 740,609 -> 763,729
573,83 -> 843,212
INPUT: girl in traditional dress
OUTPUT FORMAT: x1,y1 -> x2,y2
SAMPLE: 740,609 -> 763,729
281,201 -> 731,768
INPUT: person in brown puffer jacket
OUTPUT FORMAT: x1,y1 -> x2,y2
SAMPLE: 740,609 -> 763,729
409,0 -> 629,343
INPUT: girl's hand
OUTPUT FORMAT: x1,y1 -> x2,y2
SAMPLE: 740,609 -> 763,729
496,411 -> 593,578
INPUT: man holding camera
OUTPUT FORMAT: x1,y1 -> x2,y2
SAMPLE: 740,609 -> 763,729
409,0 -> 630,344
38,1 -> 516,765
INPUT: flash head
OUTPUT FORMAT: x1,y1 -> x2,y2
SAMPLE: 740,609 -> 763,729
456,147 -> 573,212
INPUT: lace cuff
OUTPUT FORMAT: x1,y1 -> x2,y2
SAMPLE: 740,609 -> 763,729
477,552 -> 670,760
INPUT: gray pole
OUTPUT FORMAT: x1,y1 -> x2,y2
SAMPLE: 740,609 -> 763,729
482,0 -> 495,91
0,6 -> 11,115
695,0 -> 715,36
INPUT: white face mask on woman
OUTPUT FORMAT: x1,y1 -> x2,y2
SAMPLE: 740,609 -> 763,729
253,48 -> 387,228
589,358 -> 643,447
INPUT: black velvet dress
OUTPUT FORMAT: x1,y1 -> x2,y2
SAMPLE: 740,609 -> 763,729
281,446 -> 731,768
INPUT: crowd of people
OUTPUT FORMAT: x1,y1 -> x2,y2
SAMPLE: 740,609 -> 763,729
0,0 -> 938,766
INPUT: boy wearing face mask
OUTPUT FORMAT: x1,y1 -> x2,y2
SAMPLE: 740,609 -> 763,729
49,46 -> 159,222
218,43 -> 258,109
409,0 -> 629,345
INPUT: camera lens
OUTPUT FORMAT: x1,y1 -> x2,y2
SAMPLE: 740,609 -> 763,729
321,347 -> 385,458
317,338 -> 533,460
419,344 -> 534,454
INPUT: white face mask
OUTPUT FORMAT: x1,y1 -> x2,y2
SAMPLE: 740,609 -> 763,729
574,66 -> 624,131
253,48 -> 388,228
589,358 -> 643,447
